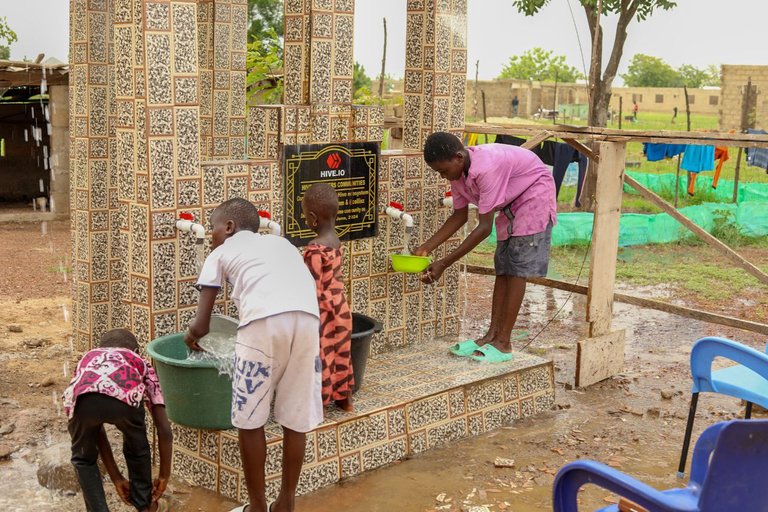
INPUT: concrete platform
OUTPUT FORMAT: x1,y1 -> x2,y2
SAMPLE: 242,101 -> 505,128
167,339 -> 555,503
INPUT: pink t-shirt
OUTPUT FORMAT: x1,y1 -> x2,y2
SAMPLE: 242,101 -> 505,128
62,347 -> 165,419
450,144 -> 557,240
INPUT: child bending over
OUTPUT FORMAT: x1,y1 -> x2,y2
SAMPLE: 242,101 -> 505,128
414,132 -> 557,363
302,183 -> 354,411
185,198 -> 322,512
63,328 -> 173,512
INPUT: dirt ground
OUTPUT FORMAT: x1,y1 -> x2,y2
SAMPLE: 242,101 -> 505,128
0,220 -> 764,511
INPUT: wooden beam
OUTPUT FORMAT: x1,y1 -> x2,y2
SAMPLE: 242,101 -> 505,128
464,265 -> 768,335
624,174 -> 768,286
562,137 -> 600,163
587,142 -> 626,337
463,123 -> 768,149
520,130 -> 553,150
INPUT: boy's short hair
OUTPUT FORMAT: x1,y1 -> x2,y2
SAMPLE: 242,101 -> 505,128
215,197 -> 261,232
100,328 -> 139,351
303,183 -> 338,219
423,131 -> 464,164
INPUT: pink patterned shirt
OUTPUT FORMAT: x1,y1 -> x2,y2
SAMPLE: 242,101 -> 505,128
63,348 -> 165,419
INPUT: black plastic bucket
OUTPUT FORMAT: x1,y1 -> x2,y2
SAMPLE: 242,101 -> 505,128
351,312 -> 383,393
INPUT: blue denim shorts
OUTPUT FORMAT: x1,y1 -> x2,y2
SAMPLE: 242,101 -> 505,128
494,223 -> 553,277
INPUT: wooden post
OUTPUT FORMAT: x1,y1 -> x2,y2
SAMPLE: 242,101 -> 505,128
377,18 -> 387,98
576,141 -> 627,387
684,86 -> 691,132
618,96 -> 622,130
481,90 -> 488,143
733,147 -> 743,203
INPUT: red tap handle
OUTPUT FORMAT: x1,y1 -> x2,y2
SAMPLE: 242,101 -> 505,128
388,201 -> 404,210
179,212 -> 194,221
258,210 -> 271,220
444,191 -> 452,197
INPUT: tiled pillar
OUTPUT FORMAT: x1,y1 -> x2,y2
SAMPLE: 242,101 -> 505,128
69,0 -> 115,350
403,0 -> 467,150
198,0 -> 248,160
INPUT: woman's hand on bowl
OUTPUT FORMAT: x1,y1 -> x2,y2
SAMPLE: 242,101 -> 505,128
412,245 -> 430,257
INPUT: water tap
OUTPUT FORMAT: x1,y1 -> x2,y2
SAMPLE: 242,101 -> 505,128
175,212 -> 206,244
440,191 -> 453,209
385,201 -> 414,231
258,210 -> 282,236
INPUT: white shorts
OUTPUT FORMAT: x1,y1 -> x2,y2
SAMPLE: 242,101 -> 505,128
231,311 -> 323,433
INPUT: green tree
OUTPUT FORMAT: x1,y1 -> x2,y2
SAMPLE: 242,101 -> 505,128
247,0 -> 283,41
498,47 -> 584,83
512,0 -> 677,128
678,63 -> 720,88
0,16 -> 18,61
622,54 -> 682,87
353,62 -> 372,98
245,27 -> 283,104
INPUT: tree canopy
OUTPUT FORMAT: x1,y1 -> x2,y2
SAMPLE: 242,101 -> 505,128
247,0 -> 283,41
511,0 -> 677,129
497,47 -> 584,83
622,54 -> 719,87
0,16 -> 17,61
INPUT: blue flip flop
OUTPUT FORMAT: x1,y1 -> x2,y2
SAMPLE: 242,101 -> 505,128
470,344 -> 514,363
449,339 -> 481,357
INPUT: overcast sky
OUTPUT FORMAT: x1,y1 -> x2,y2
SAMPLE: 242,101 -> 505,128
4,1 -> 767,85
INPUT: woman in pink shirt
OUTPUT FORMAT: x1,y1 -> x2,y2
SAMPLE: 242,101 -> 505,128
415,132 -> 557,362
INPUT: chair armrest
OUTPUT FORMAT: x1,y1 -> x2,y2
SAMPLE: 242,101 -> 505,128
690,337 -> 768,393
553,460 -> 698,512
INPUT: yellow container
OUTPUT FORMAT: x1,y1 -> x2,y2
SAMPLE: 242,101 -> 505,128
390,254 -> 432,273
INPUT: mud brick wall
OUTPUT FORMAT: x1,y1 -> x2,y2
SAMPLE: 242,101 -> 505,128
720,64 -> 768,130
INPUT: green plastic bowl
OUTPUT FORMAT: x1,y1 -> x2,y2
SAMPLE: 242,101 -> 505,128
390,254 -> 432,273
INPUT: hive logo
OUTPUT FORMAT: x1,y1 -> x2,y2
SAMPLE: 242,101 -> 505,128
326,152 -> 342,169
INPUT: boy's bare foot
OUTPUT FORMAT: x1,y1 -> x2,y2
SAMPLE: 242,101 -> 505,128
335,397 -> 353,412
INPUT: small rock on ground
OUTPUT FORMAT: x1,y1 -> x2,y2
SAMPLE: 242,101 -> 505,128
8,324 -> 23,333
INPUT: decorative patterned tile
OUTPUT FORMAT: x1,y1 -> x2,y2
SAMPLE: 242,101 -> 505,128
340,452 -> 361,479
220,433 -> 243,471
521,397 -> 535,418
338,411 -> 388,453
426,418 -> 467,449
534,391 -> 556,413
317,426 -> 338,461
297,459 -> 340,496
406,392 -> 450,431
387,407 -> 406,438
361,437 -> 407,471
519,365 -> 553,397
448,389 -> 465,417
466,380 -> 504,413
200,430 -> 221,463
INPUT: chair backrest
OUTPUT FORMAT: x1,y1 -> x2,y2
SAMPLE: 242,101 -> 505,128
698,420 -> 768,509
689,337 -> 768,394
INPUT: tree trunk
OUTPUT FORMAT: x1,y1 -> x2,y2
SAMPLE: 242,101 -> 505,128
378,18 -> 387,98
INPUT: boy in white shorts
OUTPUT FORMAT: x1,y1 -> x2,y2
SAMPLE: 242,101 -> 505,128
185,198 -> 322,512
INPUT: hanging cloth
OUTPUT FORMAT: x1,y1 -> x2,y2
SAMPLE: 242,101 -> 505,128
712,146 -> 729,189
552,143 -> 588,206
746,129 -> 768,171
682,145 -> 715,196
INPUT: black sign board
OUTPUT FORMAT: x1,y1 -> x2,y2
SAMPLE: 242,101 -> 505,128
283,142 -> 379,246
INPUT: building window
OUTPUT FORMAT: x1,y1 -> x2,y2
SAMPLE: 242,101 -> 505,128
655,94 -> 664,103
687,94 -> 695,104
632,94 -> 643,103
709,95 -> 719,106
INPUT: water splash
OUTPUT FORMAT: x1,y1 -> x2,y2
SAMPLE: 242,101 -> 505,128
60,304 -> 69,323
194,243 -> 206,274
187,332 -> 237,378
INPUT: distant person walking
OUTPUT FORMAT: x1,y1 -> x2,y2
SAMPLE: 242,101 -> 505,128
672,106 -> 678,124
632,101 -> 639,121
511,95 -> 520,117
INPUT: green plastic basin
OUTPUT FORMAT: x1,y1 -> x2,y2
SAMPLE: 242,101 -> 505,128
147,317 -> 237,430
390,254 -> 431,273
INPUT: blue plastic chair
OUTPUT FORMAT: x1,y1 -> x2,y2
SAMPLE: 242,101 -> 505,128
552,420 -> 768,511
677,336 -> 768,476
